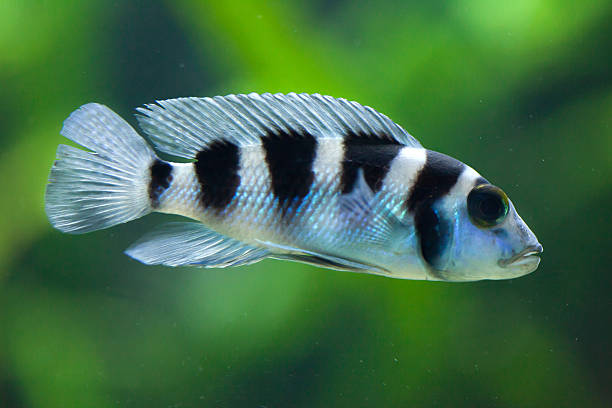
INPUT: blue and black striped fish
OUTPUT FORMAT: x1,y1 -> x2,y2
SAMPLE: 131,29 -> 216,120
45,93 -> 542,281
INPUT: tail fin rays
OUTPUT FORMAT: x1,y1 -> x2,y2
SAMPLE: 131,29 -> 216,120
45,103 -> 157,234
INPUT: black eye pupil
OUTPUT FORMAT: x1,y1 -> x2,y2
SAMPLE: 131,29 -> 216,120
467,184 -> 509,227
479,195 -> 502,218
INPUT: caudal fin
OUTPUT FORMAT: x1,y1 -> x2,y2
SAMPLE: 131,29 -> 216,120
45,103 -> 158,233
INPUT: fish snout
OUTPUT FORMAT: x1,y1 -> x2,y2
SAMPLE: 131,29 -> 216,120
498,243 -> 542,268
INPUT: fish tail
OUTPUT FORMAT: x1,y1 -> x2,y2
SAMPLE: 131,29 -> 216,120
45,103 -> 159,233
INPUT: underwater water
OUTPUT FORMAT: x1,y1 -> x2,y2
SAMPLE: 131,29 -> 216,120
1,1 -> 611,407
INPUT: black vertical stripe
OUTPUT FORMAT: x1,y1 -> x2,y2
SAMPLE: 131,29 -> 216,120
262,128 -> 317,210
406,150 -> 465,271
194,140 -> 241,210
340,131 -> 402,194
149,159 -> 173,208
413,205 -> 451,276
474,176 -> 489,187
406,150 -> 465,211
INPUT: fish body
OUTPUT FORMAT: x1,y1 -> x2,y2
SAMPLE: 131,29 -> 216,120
45,93 -> 542,281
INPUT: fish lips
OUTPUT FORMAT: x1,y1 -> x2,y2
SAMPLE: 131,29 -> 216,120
498,244 -> 543,270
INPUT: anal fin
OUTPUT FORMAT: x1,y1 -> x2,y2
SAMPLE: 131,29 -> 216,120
125,222 -> 269,268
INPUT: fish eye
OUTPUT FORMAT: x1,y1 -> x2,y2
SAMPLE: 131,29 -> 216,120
467,184 -> 509,228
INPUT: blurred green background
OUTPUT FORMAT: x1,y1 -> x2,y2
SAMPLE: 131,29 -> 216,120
1,0 -> 611,407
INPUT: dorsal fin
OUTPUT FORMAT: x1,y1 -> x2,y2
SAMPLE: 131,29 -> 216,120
136,93 -> 422,159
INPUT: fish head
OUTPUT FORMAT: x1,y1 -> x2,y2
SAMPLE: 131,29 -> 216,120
430,168 -> 542,281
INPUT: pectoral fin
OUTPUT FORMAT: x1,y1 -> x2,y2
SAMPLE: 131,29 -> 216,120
339,168 -> 402,246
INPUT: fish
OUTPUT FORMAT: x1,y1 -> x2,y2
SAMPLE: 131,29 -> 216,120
45,93 -> 542,281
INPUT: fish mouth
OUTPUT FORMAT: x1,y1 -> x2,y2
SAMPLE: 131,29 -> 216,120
498,244 -> 543,268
